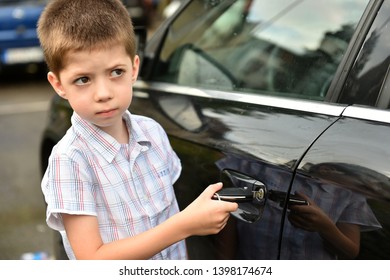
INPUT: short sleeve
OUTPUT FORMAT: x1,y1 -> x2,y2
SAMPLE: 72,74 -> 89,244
155,122 -> 182,185
41,152 -> 97,231
168,144 -> 182,185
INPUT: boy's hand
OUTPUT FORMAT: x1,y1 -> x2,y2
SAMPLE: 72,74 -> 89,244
181,182 -> 238,236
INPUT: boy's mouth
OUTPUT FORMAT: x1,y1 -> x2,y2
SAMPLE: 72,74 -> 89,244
96,108 -> 118,117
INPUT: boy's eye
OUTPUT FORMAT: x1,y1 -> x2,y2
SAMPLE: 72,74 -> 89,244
74,77 -> 89,85
111,69 -> 124,77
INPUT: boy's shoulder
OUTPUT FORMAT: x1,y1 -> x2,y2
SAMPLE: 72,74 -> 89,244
50,124 -> 86,158
127,113 -> 171,147
127,113 -> 165,134
130,113 -> 160,126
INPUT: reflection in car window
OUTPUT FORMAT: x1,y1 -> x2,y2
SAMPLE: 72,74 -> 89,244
153,0 -> 369,100
338,0 -> 390,108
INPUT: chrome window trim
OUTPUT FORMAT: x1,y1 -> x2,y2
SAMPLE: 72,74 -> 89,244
342,105 -> 390,124
134,81 -> 346,116
376,65 -> 390,109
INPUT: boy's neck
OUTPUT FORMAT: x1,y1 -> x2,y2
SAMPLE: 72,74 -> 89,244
99,119 -> 129,144
116,120 -> 130,144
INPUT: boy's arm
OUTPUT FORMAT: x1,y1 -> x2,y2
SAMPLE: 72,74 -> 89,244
63,182 -> 238,260
63,213 -> 188,260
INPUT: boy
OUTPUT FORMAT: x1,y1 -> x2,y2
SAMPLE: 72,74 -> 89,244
38,0 -> 238,260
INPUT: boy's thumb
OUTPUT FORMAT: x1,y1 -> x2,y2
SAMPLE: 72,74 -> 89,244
204,182 -> 223,198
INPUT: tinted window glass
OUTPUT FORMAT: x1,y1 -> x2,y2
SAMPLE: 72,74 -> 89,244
339,0 -> 390,108
152,0 -> 369,100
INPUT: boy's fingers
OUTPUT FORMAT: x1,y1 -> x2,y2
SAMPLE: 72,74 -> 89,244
200,183 -> 238,211
204,183 -> 238,211
225,201 -> 239,212
215,197 -> 238,212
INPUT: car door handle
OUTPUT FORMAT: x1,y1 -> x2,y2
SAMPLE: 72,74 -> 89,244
213,169 -> 267,203
212,169 -> 267,223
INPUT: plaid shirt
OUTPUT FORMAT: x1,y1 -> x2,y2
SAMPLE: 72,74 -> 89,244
41,111 -> 187,260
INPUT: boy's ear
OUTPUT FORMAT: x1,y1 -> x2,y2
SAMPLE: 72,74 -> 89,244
47,72 -> 67,99
132,55 -> 140,83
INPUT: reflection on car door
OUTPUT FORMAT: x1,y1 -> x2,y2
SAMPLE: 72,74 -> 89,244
290,107 -> 390,259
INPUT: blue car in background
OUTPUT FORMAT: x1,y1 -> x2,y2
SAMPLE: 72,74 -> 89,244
0,0 -> 47,75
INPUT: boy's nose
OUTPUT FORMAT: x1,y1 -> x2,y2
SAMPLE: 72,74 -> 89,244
94,82 -> 113,102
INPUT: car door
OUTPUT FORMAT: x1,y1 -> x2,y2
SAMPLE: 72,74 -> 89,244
287,0 -> 390,259
132,0 -> 387,259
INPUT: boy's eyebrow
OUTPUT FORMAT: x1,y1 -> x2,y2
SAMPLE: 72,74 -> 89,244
66,68 -> 91,78
109,63 -> 128,69
67,63 -> 129,76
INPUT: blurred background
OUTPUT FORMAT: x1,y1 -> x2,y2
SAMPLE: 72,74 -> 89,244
0,0 -> 178,260
0,71 -> 53,260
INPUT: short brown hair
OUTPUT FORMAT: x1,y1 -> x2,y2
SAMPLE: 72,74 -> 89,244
37,0 -> 136,75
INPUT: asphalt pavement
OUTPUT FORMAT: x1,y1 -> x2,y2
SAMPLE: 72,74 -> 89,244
0,70 -> 56,259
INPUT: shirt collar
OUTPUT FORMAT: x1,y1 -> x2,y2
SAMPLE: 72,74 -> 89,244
71,111 -> 151,163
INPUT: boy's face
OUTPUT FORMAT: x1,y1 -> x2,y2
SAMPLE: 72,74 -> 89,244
47,44 -> 139,134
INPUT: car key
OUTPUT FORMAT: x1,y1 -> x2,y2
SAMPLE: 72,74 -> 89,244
212,187 -> 254,202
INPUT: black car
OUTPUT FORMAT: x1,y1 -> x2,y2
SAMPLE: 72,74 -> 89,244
40,0 -> 390,259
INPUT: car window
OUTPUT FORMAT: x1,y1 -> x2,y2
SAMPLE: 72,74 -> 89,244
152,0 -> 369,100
338,0 -> 390,108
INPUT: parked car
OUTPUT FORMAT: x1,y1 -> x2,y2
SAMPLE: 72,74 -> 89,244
0,0 -> 47,74
40,0 -> 390,259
